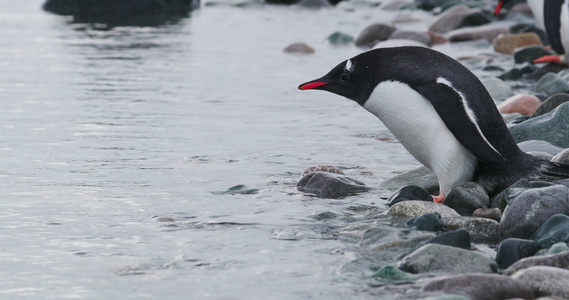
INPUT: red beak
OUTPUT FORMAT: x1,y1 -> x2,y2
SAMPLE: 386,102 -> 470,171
298,81 -> 328,90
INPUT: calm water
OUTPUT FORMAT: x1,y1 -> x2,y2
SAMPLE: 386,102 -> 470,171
0,1 -> 511,299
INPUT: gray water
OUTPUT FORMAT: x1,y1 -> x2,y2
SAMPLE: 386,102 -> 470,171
0,1 -> 509,299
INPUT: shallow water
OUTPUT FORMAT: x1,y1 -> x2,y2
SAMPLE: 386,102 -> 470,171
0,1 -> 518,299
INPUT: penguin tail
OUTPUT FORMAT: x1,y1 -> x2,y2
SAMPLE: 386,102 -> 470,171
540,161 -> 569,179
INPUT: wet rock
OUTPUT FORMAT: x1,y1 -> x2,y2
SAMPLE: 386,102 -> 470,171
490,178 -> 556,210
443,182 -> 489,215
397,244 -> 496,274
517,140 -> 564,155
354,23 -> 396,48
443,217 -> 499,242
499,185 -> 569,240
372,265 -> 417,281
389,30 -> 431,46
386,185 -> 432,207
422,274 -> 534,300
212,184 -> 259,195
359,225 -> 400,246
301,164 -> 344,177
428,5 -> 482,33
388,200 -> 460,220
312,211 -> 339,220
509,102 -> 569,148
283,42 -> 315,54
379,166 -> 439,194
498,94 -> 542,115
415,0 -> 455,11
472,207 -> 501,221
404,212 -> 443,231
499,64 -> 537,81
531,93 -> 569,118
480,77 -> 513,99
457,10 -> 492,28
327,31 -> 353,46
495,238 -> 543,269
493,32 -> 543,54
448,24 -> 508,43
530,214 -> 569,248
423,227 -> 471,250
529,64 -> 569,80
504,249 -> 569,276
510,266 -> 569,299
541,242 -> 569,255
514,46 -> 554,64
552,148 -> 569,164
535,73 -> 569,96
296,172 -> 369,198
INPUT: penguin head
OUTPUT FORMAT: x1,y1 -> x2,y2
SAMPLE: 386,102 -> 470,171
298,58 -> 372,106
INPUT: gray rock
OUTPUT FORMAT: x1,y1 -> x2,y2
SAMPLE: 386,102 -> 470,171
448,23 -> 509,43
296,172 -> 369,198
552,148 -> 569,164
514,46 -> 554,64
443,217 -> 499,242
422,274 -> 534,300
510,266 -> 569,299
504,249 -> 569,276
379,166 -> 439,194
388,200 -> 460,220
283,42 -> 315,54
472,207 -> 502,221
443,182 -> 489,215
354,23 -> 396,48
397,244 -> 497,274
490,178 -> 556,211
531,93 -> 569,118
518,140 -> 564,155
535,73 -> 569,96
530,214 -> 569,248
499,185 -> 569,240
327,31 -> 353,46
389,30 -> 431,46
481,77 -> 513,99
387,185 -> 432,207
495,238 -> 543,269
429,5 -> 478,33
301,164 -> 344,177
509,102 -> 569,148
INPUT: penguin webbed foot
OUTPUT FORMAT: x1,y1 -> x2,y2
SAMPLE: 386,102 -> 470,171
432,194 -> 445,203
533,55 -> 565,65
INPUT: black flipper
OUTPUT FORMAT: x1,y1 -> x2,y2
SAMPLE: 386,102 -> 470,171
414,80 -> 505,165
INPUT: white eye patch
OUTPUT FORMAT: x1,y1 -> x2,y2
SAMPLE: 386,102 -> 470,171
344,59 -> 354,72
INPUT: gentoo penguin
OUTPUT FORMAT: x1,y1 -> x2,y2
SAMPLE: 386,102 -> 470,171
495,0 -> 569,64
298,46 -> 569,202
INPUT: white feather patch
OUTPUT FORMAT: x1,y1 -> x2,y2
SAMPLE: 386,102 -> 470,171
344,59 -> 354,72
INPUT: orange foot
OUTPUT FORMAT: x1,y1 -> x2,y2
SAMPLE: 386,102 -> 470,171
432,194 -> 445,203
533,55 -> 564,64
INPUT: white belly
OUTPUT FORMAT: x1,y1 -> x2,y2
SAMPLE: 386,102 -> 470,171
362,81 -> 477,195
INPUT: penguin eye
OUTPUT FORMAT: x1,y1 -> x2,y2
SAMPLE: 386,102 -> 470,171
340,73 -> 349,82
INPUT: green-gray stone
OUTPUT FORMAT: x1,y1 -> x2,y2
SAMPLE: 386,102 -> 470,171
535,72 -> 569,95
509,102 -> 569,148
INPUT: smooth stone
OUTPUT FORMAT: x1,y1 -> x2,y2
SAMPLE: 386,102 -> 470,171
509,102 -> 569,148
397,244 -> 497,274
499,64 -> 537,81
490,178 -> 556,211
423,227 -> 471,250
301,164 -> 344,177
517,140 -> 564,155
427,31 -> 448,45
428,5 -> 479,33
499,185 -> 569,240
535,73 -> 569,96
504,250 -> 569,276
371,265 -> 416,281
530,214 -> 569,248
443,182 -> 489,216
493,32 -> 543,55
283,42 -> 314,54
529,64 -> 569,80
511,266 -> 569,299
542,242 -> 569,255
442,217 -> 499,242
422,274 -> 534,300
495,238 -> 543,269
448,24 -> 508,43
498,94 -> 542,115
456,10 -> 492,28
552,148 -> 569,164
389,30 -> 431,46
296,172 -> 369,198
514,46 -> 554,64
386,185 -> 432,207
558,68 -> 569,81
531,93 -> 569,118
527,151 -> 554,160
354,23 -> 396,48
327,31 -> 353,46
404,212 -> 443,232
379,166 -> 439,194
472,208 -> 502,222
388,200 -> 460,220
359,225 -> 400,246
509,23 -> 547,44
480,77 -> 513,99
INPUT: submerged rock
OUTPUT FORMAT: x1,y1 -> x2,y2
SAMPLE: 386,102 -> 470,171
296,172 -> 369,198
509,102 -> 569,148
397,244 -> 496,274
422,274 -> 534,300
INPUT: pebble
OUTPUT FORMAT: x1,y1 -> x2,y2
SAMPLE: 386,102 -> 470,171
404,212 -> 443,232
388,200 -> 460,220
354,23 -> 395,48
480,77 -> 513,99
379,166 -> 439,194
531,93 -> 569,118
389,30 -> 431,46
513,46 -> 554,64
504,249 -> 569,276
327,31 -> 353,46
535,73 -> 569,96
495,238 -> 543,269
442,217 -> 499,242
530,214 -> 569,248
472,207 -> 501,222
422,274 -> 534,300
510,266 -> 569,299
443,182 -> 489,215
397,244 -> 496,274
493,32 -> 543,54
448,24 -> 508,43
499,185 -> 569,240
386,185 -> 432,207
428,5 -> 480,33
509,102 -> 569,148
283,42 -> 315,54
296,172 -> 369,198
497,94 -> 542,115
